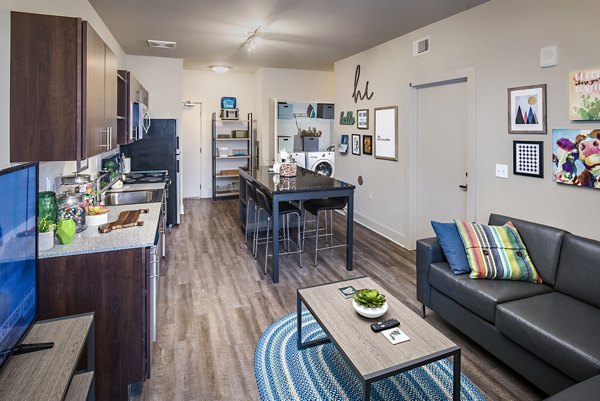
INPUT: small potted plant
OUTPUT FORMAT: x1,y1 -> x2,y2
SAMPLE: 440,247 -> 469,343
86,205 -> 109,226
352,288 -> 388,319
38,217 -> 57,251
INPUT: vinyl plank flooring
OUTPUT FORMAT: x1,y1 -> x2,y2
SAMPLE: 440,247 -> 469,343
138,198 -> 545,401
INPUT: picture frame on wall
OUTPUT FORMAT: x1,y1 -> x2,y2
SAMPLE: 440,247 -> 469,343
357,109 -> 369,129
352,134 -> 361,155
362,135 -> 373,155
513,140 -> 543,178
508,84 -> 547,134
374,106 -> 398,161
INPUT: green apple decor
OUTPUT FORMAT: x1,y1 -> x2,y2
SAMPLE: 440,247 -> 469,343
57,219 -> 76,245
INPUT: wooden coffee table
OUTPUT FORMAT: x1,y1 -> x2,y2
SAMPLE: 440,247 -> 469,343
297,277 -> 461,401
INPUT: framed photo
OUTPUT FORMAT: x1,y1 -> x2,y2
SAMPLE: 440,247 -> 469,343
513,140 -> 543,178
362,135 -> 373,155
374,106 -> 398,161
352,134 -> 361,155
508,84 -> 547,134
357,109 -> 369,130
569,68 -> 600,120
552,129 -> 600,189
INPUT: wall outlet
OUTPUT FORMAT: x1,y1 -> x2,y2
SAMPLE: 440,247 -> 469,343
369,191 -> 373,200
495,164 -> 508,179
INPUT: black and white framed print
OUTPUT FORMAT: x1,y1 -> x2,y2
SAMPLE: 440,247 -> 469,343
513,140 -> 543,178
357,109 -> 369,129
352,134 -> 361,155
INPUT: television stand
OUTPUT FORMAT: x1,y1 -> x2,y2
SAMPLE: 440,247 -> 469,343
0,313 -> 95,401
12,342 -> 54,355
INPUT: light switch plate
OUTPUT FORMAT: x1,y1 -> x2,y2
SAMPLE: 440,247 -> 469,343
496,164 -> 508,178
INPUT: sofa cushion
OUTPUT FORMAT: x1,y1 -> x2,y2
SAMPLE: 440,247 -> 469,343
431,221 -> 470,274
554,234 -> 600,309
496,292 -> 600,382
455,220 -> 542,283
428,262 -> 552,323
489,214 -> 566,286
545,375 -> 600,401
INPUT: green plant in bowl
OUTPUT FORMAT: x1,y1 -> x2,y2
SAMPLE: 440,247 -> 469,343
353,289 -> 386,308
38,217 -> 57,233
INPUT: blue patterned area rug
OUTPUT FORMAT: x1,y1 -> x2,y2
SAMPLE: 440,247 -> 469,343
254,309 -> 486,401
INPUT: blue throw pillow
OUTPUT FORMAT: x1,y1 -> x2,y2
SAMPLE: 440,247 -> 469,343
431,221 -> 470,275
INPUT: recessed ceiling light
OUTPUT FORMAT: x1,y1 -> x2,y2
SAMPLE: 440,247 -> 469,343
147,40 -> 177,49
209,65 -> 232,74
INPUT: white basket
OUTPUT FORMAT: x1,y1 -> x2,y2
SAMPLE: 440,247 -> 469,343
218,147 -> 229,157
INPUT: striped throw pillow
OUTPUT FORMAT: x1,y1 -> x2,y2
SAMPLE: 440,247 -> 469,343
454,220 -> 543,283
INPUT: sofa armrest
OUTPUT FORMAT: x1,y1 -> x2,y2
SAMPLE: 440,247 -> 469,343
416,237 -> 446,307
545,375 -> 600,401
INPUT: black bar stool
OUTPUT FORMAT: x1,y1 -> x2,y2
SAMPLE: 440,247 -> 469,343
302,197 -> 348,266
244,180 -> 258,255
254,188 -> 303,275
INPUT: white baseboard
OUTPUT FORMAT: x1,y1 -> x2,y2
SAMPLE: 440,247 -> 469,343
352,211 -> 412,251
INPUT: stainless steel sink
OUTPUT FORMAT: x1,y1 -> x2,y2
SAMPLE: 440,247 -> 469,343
102,189 -> 163,206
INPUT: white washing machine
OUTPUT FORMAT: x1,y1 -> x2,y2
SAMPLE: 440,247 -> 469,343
278,152 -> 306,168
306,151 -> 335,177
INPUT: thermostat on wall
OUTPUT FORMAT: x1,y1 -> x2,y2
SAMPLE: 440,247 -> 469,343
540,46 -> 558,68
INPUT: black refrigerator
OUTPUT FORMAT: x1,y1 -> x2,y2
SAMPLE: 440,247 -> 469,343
122,118 -> 181,226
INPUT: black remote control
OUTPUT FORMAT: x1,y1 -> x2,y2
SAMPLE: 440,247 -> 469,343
371,318 -> 400,332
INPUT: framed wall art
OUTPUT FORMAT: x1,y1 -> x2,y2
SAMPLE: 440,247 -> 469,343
552,129 -> 600,189
357,109 -> 369,129
569,68 -> 600,120
362,135 -> 373,155
508,84 -> 547,134
374,106 -> 398,161
352,134 -> 361,155
513,140 -> 543,178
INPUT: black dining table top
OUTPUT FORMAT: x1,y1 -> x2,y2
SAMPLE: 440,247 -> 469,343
240,166 -> 355,194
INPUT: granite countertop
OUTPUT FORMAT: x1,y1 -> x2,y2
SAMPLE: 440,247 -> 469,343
39,202 -> 162,259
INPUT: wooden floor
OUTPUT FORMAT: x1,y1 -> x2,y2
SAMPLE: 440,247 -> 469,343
140,198 -> 545,401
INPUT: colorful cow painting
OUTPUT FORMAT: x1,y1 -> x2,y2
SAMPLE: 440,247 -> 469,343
552,129 -> 600,189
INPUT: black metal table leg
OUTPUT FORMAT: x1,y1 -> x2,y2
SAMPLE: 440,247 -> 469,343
453,349 -> 461,401
363,379 -> 371,401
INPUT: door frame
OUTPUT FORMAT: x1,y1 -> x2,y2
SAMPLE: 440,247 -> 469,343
408,68 -> 476,246
181,101 -> 203,199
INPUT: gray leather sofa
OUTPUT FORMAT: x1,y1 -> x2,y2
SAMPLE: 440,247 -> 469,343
416,213 -> 600,396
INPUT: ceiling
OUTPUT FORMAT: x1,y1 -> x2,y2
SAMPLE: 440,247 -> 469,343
89,0 -> 489,73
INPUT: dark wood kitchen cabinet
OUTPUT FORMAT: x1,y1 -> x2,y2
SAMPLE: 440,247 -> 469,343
38,247 -> 151,401
10,12 -> 117,163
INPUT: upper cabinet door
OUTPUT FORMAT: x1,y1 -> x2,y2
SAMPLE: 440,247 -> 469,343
10,12 -> 83,162
105,46 -> 118,150
84,22 -> 108,157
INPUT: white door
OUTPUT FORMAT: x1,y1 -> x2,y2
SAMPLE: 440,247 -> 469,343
181,102 -> 202,198
416,79 -> 468,239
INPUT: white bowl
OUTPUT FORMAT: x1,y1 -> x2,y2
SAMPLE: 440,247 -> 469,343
352,299 -> 388,319
86,212 -> 109,226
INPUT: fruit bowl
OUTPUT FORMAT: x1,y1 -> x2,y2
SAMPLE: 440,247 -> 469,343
352,300 -> 388,319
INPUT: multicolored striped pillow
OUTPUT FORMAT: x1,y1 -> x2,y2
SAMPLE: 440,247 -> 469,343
454,220 -> 543,283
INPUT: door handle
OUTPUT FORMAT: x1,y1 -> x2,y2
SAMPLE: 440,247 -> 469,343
459,184 -> 468,191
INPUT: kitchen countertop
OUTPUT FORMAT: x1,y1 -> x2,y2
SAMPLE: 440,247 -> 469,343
39,202 -> 162,259
106,182 -> 166,192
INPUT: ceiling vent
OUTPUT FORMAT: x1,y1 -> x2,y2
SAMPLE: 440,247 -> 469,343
413,36 -> 430,56
147,40 -> 177,49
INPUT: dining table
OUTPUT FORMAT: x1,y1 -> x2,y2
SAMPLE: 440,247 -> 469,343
239,166 -> 356,283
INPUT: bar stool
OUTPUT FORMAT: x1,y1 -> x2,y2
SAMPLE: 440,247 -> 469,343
254,188 -> 303,275
244,180 -> 258,255
302,197 -> 348,266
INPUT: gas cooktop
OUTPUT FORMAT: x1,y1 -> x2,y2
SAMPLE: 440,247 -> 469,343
123,171 -> 169,185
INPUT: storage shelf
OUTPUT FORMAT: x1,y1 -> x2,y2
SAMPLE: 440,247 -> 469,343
215,156 -> 249,159
216,174 -> 239,179
215,191 -> 239,197
215,138 -> 250,141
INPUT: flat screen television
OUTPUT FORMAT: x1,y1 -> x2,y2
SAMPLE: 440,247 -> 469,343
0,162 -> 38,369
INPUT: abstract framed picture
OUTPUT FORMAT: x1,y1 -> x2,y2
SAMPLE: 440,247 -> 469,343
552,129 -> 600,189
352,134 -> 361,155
508,84 -> 547,134
569,68 -> 600,120
362,135 -> 373,155
513,141 -> 543,178
357,109 -> 369,129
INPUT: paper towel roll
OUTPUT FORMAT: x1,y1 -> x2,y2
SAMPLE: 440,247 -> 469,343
123,157 -> 131,173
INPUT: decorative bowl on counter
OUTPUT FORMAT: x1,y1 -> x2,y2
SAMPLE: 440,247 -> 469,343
86,206 -> 109,226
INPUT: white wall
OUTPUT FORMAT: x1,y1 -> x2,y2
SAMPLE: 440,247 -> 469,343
255,68 -> 334,165
182,70 -> 255,198
334,0 -> 600,247
0,0 -> 127,186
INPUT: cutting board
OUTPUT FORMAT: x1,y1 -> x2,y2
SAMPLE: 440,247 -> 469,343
98,209 -> 149,234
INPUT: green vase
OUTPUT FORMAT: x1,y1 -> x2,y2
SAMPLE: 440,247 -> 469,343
39,191 -> 58,223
